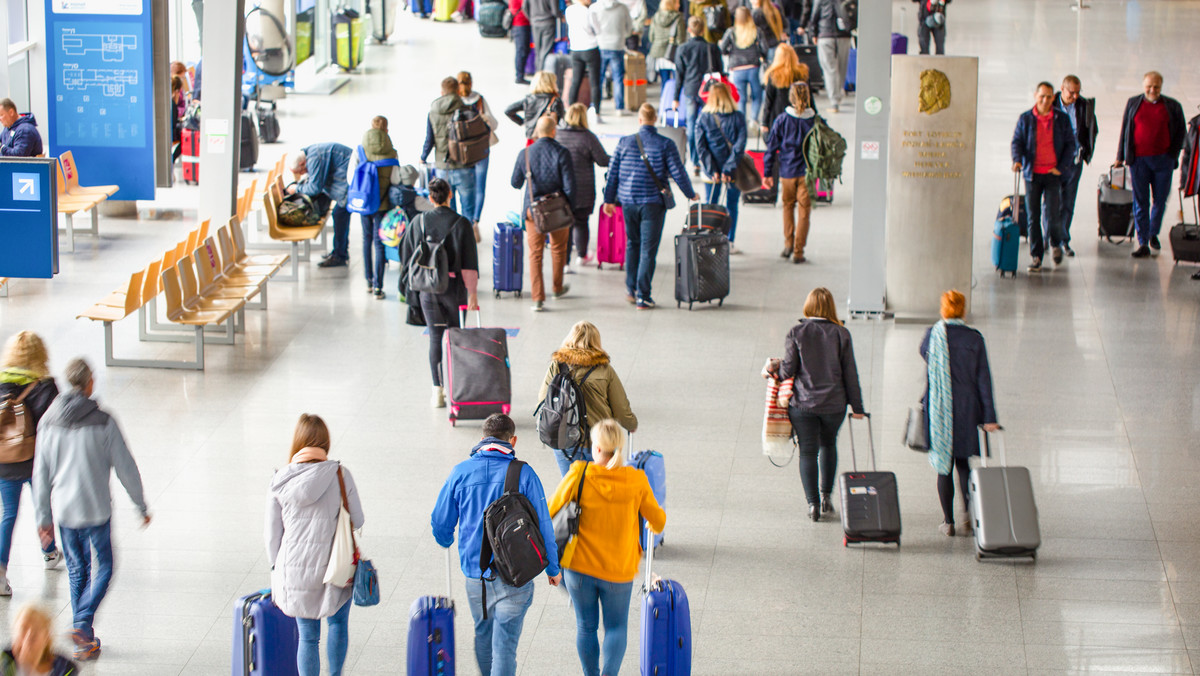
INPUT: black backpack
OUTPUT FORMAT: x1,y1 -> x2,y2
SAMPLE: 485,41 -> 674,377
703,4 -> 729,33
835,0 -> 857,31
405,214 -> 451,294
535,363 -> 597,459
478,460 -> 549,616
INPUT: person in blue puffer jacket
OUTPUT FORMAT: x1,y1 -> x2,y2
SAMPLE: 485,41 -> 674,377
0,100 -> 43,157
693,82 -> 747,250
764,82 -> 818,263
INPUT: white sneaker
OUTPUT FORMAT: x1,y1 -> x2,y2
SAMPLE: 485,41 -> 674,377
44,550 -> 62,570
729,243 -> 742,255
564,264 -> 576,275
575,256 -> 591,267
431,386 -> 445,409
0,567 -> 10,597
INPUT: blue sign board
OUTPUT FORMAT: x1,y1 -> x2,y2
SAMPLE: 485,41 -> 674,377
0,159 -> 59,279
44,0 -> 154,200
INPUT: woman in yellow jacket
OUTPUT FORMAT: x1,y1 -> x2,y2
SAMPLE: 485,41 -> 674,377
548,419 -> 665,676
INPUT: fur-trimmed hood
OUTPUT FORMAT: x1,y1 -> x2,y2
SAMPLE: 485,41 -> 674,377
551,347 -> 610,367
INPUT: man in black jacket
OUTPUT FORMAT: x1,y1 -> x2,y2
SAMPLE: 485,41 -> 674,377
511,116 -> 577,312
1050,75 -> 1098,257
672,16 -> 722,173
1115,70 -> 1187,258
801,0 -> 853,114
912,0 -> 949,55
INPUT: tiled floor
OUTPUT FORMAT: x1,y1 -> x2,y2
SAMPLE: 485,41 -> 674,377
2,0 -> 1200,673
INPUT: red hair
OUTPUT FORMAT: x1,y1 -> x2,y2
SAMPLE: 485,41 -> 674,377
940,290 -> 966,319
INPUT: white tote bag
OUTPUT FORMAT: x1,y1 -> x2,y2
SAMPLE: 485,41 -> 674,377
323,467 -> 358,587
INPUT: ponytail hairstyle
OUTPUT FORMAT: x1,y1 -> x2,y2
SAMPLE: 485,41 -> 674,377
589,419 -> 626,470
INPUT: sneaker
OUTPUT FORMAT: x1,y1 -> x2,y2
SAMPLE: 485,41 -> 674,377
515,77 -> 530,85
635,300 -> 653,311
431,386 -> 445,409
564,265 -> 576,275
1131,245 -> 1151,258
625,294 -> 637,305
373,288 -> 385,300
938,523 -> 955,537
552,284 -> 570,299
0,573 -> 10,597
793,255 -> 807,264
639,297 -> 656,308
575,256 -> 592,267
1150,235 -> 1162,250
44,549 -> 62,570
780,247 -> 792,259
1193,270 -> 1200,280
532,301 -> 545,312
317,257 -> 347,268
729,244 -> 742,255
958,514 -> 973,536
1027,257 -> 1043,272
74,639 -> 101,662
1064,245 -> 1075,257
1052,246 -> 1063,264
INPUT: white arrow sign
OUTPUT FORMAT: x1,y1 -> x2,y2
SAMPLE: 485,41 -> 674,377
18,178 -> 35,194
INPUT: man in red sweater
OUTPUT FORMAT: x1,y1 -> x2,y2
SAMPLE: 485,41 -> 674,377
1115,71 -> 1187,258
1011,82 -> 1076,272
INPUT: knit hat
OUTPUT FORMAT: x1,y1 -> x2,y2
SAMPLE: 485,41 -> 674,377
397,164 -> 419,186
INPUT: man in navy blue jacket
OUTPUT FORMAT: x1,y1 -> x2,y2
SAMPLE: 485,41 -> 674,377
431,414 -> 560,676
0,100 -> 43,157
1011,82 -> 1076,273
511,116 -> 577,312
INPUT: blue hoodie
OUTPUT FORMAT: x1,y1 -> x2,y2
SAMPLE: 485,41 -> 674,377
431,438 -> 561,579
0,113 -> 43,157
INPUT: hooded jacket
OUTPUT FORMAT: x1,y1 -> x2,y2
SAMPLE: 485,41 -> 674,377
266,458 -> 364,620
764,106 -> 816,178
0,369 -> 59,481
0,650 -> 77,676
547,460 -> 665,583
537,347 -> 638,435
555,124 -> 610,210
32,390 -> 148,530
511,136 -> 577,217
779,318 -> 865,415
647,8 -> 687,59
347,129 -> 401,212
695,110 -> 748,177
421,94 -> 467,171
591,0 -> 634,51
430,439 -> 560,579
505,93 -> 568,140
0,114 -> 44,157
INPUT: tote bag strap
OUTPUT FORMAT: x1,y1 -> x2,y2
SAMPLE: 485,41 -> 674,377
336,465 -> 359,556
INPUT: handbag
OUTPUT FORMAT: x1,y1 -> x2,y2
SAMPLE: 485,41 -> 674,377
552,462 -> 588,568
711,117 -> 762,192
634,134 -> 676,210
331,466 -> 382,605
904,405 -> 929,452
698,44 -> 740,104
664,16 -> 680,61
525,143 -> 573,233
323,465 -> 358,587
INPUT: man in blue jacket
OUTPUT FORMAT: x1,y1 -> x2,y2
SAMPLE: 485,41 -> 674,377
1011,82 -> 1076,273
602,104 -> 697,309
431,414 -> 560,676
1050,75 -> 1098,257
0,99 -> 44,157
289,143 -> 353,267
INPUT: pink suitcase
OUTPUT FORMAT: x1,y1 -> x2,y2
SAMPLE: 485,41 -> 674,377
814,178 -> 834,204
596,206 -> 626,270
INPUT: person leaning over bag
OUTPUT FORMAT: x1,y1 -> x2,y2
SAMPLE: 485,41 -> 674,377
0,331 -> 63,596
547,419 -> 664,676
506,72 -> 568,141
511,116 -> 577,312
537,321 -> 638,476
266,414 -> 364,676
289,143 -> 353,268
556,104 -> 611,266
765,287 -> 864,522
694,82 -> 747,251
920,290 -> 999,538
764,82 -> 817,263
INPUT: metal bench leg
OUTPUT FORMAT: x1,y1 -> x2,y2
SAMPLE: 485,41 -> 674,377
243,283 -> 267,310
64,213 -> 75,253
87,207 -> 100,236
104,321 -> 205,370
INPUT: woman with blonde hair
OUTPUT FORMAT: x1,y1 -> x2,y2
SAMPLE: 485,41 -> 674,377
694,82 -> 748,250
1,603 -> 77,675
0,331 -> 61,595
548,418 -> 665,676
505,71 -> 567,141
718,7 -> 766,127
750,0 -> 786,62
765,288 -> 865,521
920,290 -> 999,537
538,322 -> 638,476
760,43 -> 809,131
556,103 -> 611,266
647,0 -> 687,86
266,414 -> 365,676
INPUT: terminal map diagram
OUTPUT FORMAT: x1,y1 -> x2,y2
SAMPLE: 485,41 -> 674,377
52,22 -> 147,148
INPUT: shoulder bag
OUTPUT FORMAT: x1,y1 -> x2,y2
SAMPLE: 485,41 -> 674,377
904,404 -> 929,452
664,16 -> 681,61
525,144 -> 574,233
552,462 -> 588,568
711,116 -> 762,192
635,133 -> 676,209
326,465 -> 381,604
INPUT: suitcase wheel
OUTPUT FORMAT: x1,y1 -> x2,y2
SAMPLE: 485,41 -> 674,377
516,291 -> 522,299
843,537 -> 848,548
494,290 -> 500,298
975,552 -> 982,561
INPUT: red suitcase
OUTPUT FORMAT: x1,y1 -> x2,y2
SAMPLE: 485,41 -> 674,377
181,128 -> 200,184
813,178 -> 833,204
596,206 -> 625,270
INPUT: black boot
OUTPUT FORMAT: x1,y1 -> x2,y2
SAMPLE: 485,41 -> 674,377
821,493 -> 833,514
808,504 -> 820,522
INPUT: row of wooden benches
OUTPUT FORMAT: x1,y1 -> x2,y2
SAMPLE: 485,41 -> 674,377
54,150 -> 119,254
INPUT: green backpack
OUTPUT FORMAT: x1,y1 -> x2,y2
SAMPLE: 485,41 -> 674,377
803,116 -> 847,182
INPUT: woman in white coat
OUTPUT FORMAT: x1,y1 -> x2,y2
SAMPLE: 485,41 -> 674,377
266,414 -> 365,676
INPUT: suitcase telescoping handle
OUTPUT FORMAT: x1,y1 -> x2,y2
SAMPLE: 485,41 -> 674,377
1012,170 -> 1021,229
976,424 -> 1006,469
643,522 -> 657,594
457,305 -> 483,328
444,546 -> 454,601
844,412 -> 874,473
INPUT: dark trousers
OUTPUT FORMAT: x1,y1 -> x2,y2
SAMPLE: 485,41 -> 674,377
361,211 -> 387,289
788,409 -> 844,506
1025,172 -> 1063,259
917,23 -> 945,55
622,202 -> 666,301
569,207 -> 592,260
1047,161 -> 1082,245
513,25 -> 533,78
532,21 -> 557,71
937,457 -> 972,524
569,48 -> 603,114
1129,152 -> 1176,246
330,202 -> 351,260
419,290 -> 462,386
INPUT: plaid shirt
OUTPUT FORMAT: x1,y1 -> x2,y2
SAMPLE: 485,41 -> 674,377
603,126 -> 695,206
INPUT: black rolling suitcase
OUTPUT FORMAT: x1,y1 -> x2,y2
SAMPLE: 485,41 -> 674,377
793,39 -> 824,93
1098,165 -> 1134,243
839,414 -> 901,547
239,111 -> 259,171
1169,191 -> 1200,264
674,229 -> 730,310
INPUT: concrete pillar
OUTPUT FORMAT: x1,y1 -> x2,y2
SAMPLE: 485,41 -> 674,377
198,0 -> 247,224
846,0 -> 891,316
153,0 -> 174,188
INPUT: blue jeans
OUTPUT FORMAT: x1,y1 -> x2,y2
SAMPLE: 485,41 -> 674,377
329,202 -> 351,260
59,521 -> 113,639
600,49 -> 625,110
554,446 -> 594,476
730,67 -> 763,121
513,25 -> 533,79
705,181 -> 741,242
1024,172 -> 1063,260
1129,152 -> 1175,246
622,202 -> 667,302
0,478 -> 55,567
296,599 -> 351,676
564,570 -> 635,676
436,167 -> 478,226
361,211 -> 387,289
1047,161 -> 1082,245
465,578 -> 536,676
685,96 -> 702,166
472,155 -> 490,223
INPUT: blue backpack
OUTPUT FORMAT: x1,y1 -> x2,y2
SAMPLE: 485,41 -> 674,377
346,145 -> 400,215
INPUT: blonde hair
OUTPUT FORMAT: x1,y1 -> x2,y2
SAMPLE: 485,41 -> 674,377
589,419 -> 625,469
290,413 -> 331,459
765,43 -> 808,89
2,331 -> 49,377
759,0 -> 785,41
733,7 -> 756,48
560,321 -> 603,352
531,71 -> 559,95
803,287 -> 842,325
12,603 -> 55,666
565,102 -> 589,129
702,82 -> 736,115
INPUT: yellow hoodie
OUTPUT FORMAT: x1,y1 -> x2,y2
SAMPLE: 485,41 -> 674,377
548,461 -> 666,584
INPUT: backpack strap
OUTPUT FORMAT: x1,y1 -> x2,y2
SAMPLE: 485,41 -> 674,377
11,381 -> 38,405
503,458 -> 525,494
478,458 -> 527,620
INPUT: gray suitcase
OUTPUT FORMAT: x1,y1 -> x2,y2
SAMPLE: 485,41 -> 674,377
969,427 -> 1040,561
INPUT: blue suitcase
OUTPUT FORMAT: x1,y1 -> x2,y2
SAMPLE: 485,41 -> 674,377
407,549 -> 457,675
844,47 -> 857,91
629,448 -> 666,551
891,32 -> 908,55
492,221 -> 523,298
640,527 -> 691,676
992,174 -> 1022,277
232,589 -> 299,676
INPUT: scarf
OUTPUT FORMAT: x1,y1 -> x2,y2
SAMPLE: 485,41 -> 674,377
291,446 -> 329,464
927,319 -> 964,476
0,367 -> 43,386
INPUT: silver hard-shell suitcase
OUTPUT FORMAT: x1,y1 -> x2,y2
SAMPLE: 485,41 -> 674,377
969,426 -> 1039,561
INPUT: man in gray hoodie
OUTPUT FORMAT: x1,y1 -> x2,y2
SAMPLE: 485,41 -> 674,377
592,0 -> 633,114
32,358 -> 149,662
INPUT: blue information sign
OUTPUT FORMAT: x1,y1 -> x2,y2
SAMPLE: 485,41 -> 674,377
0,159 -> 59,279
44,0 -> 155,200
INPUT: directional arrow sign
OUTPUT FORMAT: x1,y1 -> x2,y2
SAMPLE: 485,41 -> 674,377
18,178 -> 35,194
12,173 -> 40,202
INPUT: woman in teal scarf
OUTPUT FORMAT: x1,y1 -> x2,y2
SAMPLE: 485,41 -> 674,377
920,291 -> 999,537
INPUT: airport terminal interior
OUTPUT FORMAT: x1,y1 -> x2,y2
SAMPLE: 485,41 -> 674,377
4,0 -> 1200,673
